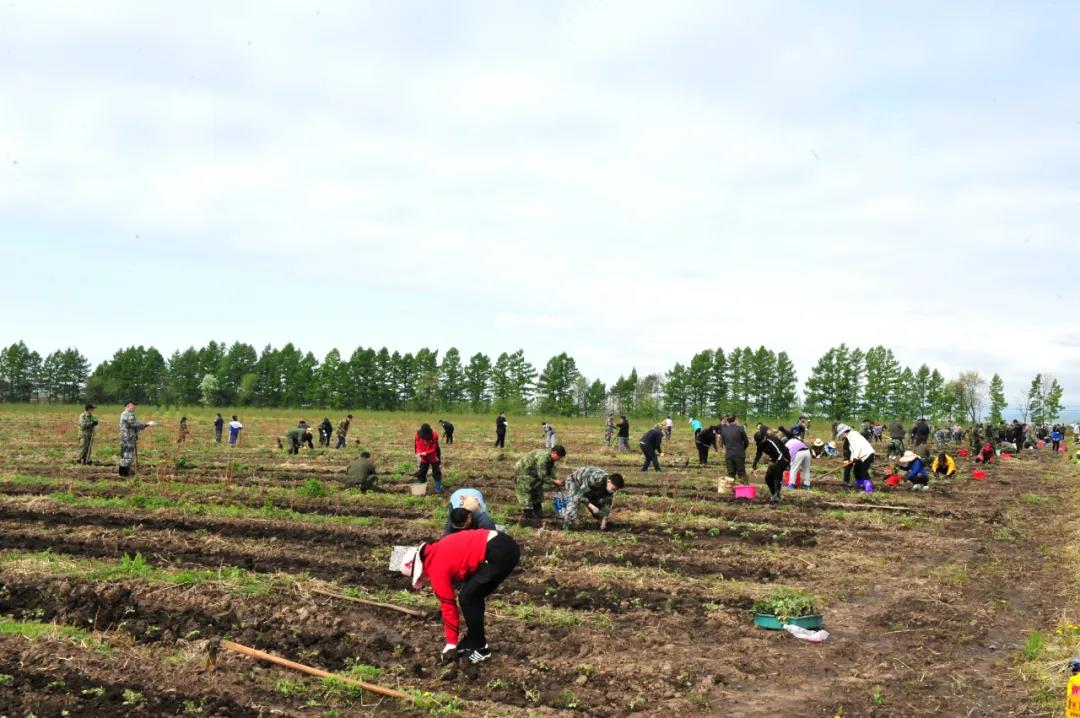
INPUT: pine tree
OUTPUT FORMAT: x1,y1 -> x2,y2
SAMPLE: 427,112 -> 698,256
988,373 -> 1006,424
537,353 -> 579,416
686,350 -> 713,415
1026,374 -> 1044,423
663,363 -> 689,416
585,379 -> 607,416
709,348 -> 728,417
464,353 -> 493,411
438,348 -> 466,410
772,351 -> 799,417
748,346 -> 776,416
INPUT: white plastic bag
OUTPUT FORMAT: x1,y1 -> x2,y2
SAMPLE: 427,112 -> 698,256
783,624 -> 829,643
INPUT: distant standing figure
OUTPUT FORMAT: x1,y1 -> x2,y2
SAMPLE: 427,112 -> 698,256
604,414 -> 615,447
77,404 -> 99,464
118,401 -> 155,477
213,413 -> 224,443
336,414 -> 353,449
228,416 -> 243,446
639,425 -> 664,472
616,415 -> 630,452
439,420 -> 455,445
689,417 -> 702,437
318,417 -> 333,447
495,412 -> 507,448
177,417 -> 190,444
415,423 -> 443,494
541,422 -> 556,449
664,416 -> 674,440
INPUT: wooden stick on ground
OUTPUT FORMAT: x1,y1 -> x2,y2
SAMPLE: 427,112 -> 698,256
306,586 -> 427,618
211,639 -> 411,700
820,501 -> 926,513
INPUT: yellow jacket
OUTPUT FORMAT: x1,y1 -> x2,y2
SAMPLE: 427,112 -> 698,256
932,454 -> 956,476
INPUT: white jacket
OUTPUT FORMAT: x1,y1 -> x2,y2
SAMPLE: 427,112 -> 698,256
846,429 -> 875,461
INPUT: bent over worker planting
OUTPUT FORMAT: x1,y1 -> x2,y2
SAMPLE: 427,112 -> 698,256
402,529 -> 521,665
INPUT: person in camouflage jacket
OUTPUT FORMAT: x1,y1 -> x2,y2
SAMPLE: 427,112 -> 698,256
118,402 -> 155,476
514,446 -> 566,519
77,404 -> 98,465
557,466 -> 624,530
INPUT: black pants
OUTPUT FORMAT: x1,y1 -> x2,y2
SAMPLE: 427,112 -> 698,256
458,533 -> 520,650
417,461 -> 442,483
853,456 -> 874,484
641,444 -> 660,471
494,431 -> 505,448
1052,440 -> 1061,452
214,429 -> 222,443
696,442 -> 710,465
725,455 -> 746,479
445,432 -> 454,444
764,461 -> 789,496
908,473 -> 929,486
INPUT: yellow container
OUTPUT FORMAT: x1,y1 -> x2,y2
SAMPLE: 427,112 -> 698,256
1066,671 -> 1080,718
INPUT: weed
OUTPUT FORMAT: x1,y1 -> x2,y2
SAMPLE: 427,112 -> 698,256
0,673 -> 12,686
81,687 -> 106,698
275,677 -> 309,697
686,693 -> 711,709
407,690 -> 463,716
122,688 -> 144,706
751,588 -> 818,621
1023,630 -> 1045,660
871,685 -> 884,706
559,689 -> 580,708
297,479 -> 328,498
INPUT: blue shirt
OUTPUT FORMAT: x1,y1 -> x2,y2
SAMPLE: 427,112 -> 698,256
690,419 -> 702,432
447,488 -> 487,513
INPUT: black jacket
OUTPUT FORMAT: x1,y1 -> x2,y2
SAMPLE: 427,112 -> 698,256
496,416 -> 507,433
617,419 -> 630,438
697,427 -> 719,448
639,428 -> 663,452
753,436 -> 790,469
719,424 -> 749,458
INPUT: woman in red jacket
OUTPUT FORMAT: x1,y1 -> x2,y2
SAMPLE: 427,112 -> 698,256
414,423 -> 443,494
402,528 -> 520,664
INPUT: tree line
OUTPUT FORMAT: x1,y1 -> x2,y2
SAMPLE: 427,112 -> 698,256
0,340 -> 1065,422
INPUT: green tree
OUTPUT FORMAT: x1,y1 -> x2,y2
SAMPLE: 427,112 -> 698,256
927,368 -> 949,419
537,352 -> 579,416
772,351 -> 799,417
313,349 -> 346,408
663,363 -> 689,416
585,379 -> 607,417
727,348 -> 750,419
686,350 -> 713,416
0,341 -> 43,402
1025,374 -> 1044,423
217,342 -> 257,405
199,373 -> 220,406
862,346 -> 901,418
988,373 -> 1006,424
708,348 -> 728,417
438,348 -> 465,410
804,344 -> 860,420
412,348 -> 440,411
635,372 -> 662,416
1043,377 -> 1064,422
747,346 -> 776,416
464,353 -> 492,411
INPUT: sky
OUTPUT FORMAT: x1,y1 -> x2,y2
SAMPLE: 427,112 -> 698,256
2,1 -> 1079,414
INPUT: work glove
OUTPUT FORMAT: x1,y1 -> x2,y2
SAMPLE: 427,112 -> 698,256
146,421 -> 157,427
599,517 -> 608,531
440,643 -> 458,663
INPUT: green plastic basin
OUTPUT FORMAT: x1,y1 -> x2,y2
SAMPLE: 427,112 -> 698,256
753,613 -> 823,631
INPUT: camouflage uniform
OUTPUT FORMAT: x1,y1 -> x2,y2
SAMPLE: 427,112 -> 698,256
77,412 -> 98,464
559,466 -> 613,530
345,457 -> 377,491
514,449 -> 558,514
604,416 -> 614,447
119,409 -> 147,475
284,427 -> 307,454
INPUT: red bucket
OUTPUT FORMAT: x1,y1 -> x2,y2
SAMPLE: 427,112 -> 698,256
783,469 -> 802,487
1037,440 -> 1045,448
885,475 -> 902,487
958,449 -> 970,458
971,470 -> 986,480
1001,453 -> 1012,460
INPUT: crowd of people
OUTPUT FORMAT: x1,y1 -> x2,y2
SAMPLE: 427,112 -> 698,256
68,404 -> 1076,668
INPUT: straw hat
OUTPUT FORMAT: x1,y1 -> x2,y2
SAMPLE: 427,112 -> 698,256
899,450 -> 918,464
813,439 -> 824,447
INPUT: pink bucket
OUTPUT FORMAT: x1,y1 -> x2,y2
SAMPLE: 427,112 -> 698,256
733,484 -> 757,500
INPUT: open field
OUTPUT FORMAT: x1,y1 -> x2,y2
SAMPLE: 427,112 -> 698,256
1,405 -> 1079,717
